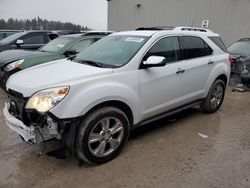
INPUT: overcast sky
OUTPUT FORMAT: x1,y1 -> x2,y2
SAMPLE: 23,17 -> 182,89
0,0 -> 107,30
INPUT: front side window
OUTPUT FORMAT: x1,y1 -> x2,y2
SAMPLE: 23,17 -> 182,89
68,38 -> 95,53
180,36 -> 213,59
144,36 -> 181,63
75,35 -> 149,68
21,34 -> 45,44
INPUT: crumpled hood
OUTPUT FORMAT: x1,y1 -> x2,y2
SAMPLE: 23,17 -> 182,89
6,59 -> 113,97
0,49 -> 51,67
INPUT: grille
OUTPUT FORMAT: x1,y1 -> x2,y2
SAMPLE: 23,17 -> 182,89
8,89 -> 26,120
8,89 -> 24,99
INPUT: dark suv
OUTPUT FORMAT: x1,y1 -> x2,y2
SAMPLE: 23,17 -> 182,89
0,30 -> 59,52
0,30 -> 20,40
228,38 -> 250,73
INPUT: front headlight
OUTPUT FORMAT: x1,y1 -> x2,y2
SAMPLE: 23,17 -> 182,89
5,59 -> 24,71
25,86 -> 70,113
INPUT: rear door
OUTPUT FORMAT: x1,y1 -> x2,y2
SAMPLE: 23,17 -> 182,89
178,36 -> 214,99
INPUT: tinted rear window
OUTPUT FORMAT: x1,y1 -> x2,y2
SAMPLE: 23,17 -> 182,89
179,36 -> 213,59
209,37 -> 227,52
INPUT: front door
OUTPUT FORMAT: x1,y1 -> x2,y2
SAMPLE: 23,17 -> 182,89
139,36 -> 187,120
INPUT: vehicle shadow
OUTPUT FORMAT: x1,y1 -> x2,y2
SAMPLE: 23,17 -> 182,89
44,107 -> 202,164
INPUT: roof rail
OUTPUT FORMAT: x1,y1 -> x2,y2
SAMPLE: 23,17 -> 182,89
174,26 -> 213,33
135,26 -> 174,31
239,38 -> 250,41
82,31 -> 113,36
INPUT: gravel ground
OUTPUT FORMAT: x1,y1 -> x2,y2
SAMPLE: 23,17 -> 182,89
0,87 -> 250,188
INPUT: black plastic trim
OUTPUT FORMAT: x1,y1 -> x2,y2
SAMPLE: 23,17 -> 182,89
134,100 -> 203,128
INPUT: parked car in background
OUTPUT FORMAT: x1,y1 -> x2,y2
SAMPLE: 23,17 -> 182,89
3,27 -> 230,165
228,38 -> 250,73
0,30 -> 60,52
0,30 -> 20,40
0,31 -> 112,88
53,30 -> 83,35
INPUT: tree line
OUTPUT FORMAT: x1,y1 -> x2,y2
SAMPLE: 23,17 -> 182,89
0,17 -> 90,31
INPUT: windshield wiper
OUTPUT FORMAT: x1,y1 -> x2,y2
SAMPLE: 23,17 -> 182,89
75,59 -> 103,67
68,55 -> 77,61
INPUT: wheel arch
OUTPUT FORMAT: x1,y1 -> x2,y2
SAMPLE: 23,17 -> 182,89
204,73 -> 228,98
216,74 -> 228,86
84,100 -> 134,127
204,61 -> 230,97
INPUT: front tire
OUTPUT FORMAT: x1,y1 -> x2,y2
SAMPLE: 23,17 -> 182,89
200,79 -> 226,113
76,107 -> 130,164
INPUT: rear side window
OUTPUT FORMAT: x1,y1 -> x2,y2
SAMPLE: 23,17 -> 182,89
209,37 -> 227,52
144,36 -> 181,63
179,36 -> 213,60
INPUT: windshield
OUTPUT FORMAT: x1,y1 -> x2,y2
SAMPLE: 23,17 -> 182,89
0,32 -> 25,44
228,41 -> 250,55
75,35 -> 149,67
0,33 -> 6,40
39,36 -> 74,53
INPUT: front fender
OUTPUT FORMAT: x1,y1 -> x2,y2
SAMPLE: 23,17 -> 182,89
50,81 -> 140,124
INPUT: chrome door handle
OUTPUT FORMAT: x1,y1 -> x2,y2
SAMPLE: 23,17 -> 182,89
208,60 -> 214,65
176,68 -> 185,74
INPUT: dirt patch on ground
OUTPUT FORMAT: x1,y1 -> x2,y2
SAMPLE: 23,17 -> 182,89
0,88 -> 250,188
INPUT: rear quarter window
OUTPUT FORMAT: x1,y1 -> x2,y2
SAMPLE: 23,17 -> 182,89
209,37 -> 228,52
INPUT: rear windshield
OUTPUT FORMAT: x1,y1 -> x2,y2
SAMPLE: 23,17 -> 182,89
209,37 -> 227,52
228,41 -> 250,55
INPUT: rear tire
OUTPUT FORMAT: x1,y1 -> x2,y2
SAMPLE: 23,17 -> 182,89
200,79 -> 225,113
76,106 -> 130,165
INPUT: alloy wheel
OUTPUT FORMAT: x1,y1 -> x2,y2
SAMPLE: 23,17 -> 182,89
88,117 -> 124,157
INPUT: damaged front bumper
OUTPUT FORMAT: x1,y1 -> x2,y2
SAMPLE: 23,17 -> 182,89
3,103 -> 37,143
3,102 -> 63,144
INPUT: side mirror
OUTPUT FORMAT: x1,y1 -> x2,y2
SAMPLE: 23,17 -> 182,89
16,39 -> 24,46
64,49 -> 77,57
142,56 -> 167,68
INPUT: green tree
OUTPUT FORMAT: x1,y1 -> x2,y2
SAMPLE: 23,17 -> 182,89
0,17 -> 90,31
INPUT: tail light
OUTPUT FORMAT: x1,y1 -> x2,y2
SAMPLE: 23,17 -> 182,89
228,54 -> 234,64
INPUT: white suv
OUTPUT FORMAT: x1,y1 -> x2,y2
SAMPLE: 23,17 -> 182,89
4,27 -> 230,164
